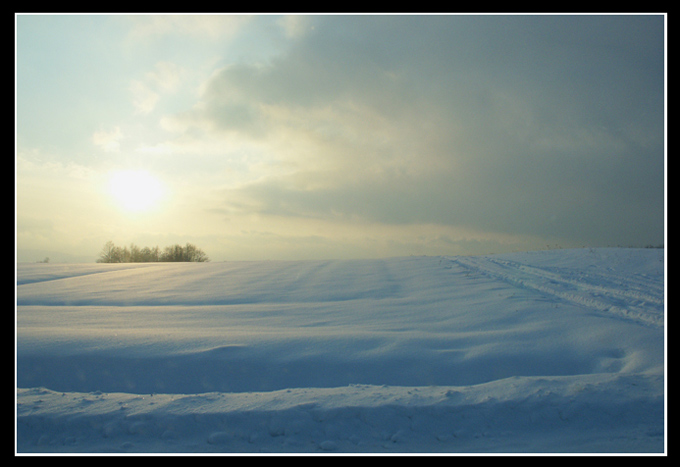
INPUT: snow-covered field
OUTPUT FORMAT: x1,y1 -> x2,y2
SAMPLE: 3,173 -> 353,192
15,248 -> 666,454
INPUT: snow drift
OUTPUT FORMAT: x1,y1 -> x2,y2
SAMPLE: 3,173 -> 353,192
15,248 -> 665,453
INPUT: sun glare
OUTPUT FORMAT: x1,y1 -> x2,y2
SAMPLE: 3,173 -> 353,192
108,170 -> 165,212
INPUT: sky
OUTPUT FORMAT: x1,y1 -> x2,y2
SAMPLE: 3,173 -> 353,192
15,13 -> 666,262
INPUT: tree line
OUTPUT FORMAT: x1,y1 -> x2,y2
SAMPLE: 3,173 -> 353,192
97,241 -> 209,263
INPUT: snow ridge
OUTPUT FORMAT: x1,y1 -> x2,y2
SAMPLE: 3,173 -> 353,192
17,374 -> 664,453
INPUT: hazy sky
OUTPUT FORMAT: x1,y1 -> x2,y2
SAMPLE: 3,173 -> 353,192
16,13 -> 666,262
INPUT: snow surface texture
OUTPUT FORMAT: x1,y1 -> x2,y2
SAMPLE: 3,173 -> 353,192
16,248 -> 665,454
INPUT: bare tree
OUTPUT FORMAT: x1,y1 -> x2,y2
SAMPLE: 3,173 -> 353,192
184,243 -> 209,262
97,241 -> 119,263
97,241 -> 209,263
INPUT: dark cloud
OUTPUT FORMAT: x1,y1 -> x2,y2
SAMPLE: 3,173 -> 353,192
191,14 -> 664,248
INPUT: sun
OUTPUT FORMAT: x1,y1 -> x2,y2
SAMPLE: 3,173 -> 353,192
108,169 -> 165,212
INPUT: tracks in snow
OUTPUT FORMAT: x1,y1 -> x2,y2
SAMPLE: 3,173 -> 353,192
448,255 -> 664,328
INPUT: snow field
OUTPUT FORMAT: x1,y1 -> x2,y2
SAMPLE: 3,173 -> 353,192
16,248 -> 665,453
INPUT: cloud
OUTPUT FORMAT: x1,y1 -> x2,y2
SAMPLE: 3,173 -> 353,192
130,61 -> 185,114
130,79 -> 159,115
277,15 -> 315,39
92,126 -> 123,152
146,15 -> 667,250
145,61 -> 184,93
124,14 -> 253,41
